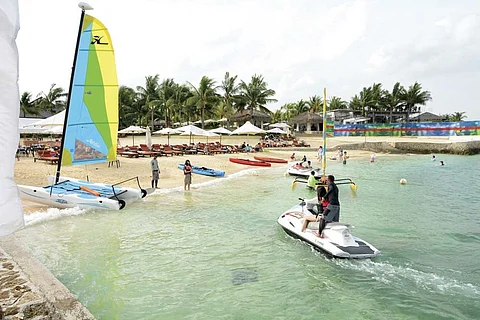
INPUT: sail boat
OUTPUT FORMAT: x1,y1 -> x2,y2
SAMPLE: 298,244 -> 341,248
17,3 -> 148,210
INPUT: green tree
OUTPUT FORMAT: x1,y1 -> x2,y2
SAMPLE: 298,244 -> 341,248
238,74 -> 277,116
187,76 -> 219,128
136,75 -> 160,129
158,78 -> 176,126
37,83 -> 67,113
270,109 -> 284,123
295,99 -> 310,114
220,72 -> 240,112
118,85 -> 138,128
307,95 -> 323,113
328,96 -> 348,110
401,82 -> 432,122
382,82 -> 405,123
167,83 -> 191,125
447,112 -> 467,122
352,87 -> 374,117
20,92 -> 40,117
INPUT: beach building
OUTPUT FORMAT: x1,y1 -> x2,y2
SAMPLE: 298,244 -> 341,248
230,109 -> 271,129
289,111 -> 323,133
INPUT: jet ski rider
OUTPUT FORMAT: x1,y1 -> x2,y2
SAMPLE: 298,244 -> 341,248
318,175 -> 340,236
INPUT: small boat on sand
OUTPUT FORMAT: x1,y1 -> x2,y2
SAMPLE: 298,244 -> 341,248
253,156 -> 288,164
229,158 -> 271,167
178,164 -> 225,177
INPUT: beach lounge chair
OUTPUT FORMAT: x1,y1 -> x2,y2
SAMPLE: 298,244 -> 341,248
164,145 -> 183,156
117,147 -> 139,158
139,144 -> 161,157
34,149 -> 59,164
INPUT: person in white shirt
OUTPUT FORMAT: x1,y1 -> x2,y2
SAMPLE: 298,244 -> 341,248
150,155 -> 160,188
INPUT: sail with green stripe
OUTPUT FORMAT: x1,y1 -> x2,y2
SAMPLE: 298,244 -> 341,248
62,14 -> 118,166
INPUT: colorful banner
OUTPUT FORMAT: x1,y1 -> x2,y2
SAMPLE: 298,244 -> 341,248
334,121 -> 480,137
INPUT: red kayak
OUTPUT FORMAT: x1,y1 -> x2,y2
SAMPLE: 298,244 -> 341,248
253,156 -> 288,164
229,158 -> 271,167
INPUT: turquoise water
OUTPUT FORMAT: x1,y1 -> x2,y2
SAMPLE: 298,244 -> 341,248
16,154 -> 480,319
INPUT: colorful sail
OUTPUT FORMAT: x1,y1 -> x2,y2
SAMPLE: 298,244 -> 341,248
0,0 -> 25,236
62,14 -> 118,166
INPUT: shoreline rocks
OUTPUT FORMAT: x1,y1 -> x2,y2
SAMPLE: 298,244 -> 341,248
0,235 -> 95,320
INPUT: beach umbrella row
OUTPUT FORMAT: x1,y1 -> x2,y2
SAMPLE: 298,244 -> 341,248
118,125 -> 147,145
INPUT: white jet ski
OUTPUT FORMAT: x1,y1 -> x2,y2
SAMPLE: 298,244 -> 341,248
277,198 -> 381,259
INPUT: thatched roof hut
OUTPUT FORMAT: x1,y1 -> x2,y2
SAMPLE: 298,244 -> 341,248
230,109 -> 271,128
289,112 -> 323,132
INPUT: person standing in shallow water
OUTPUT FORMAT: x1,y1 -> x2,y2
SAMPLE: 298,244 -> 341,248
183,159 -> 192,191
150,155 -> 159,189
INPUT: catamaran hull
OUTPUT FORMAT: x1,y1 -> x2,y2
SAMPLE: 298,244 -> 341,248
48,176 -> 144,205
278,200 -> 381,259
17,176 -> 145,211
18,185 -> 122,210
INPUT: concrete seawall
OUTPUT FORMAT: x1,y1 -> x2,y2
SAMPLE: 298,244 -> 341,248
0,235 -> 95,319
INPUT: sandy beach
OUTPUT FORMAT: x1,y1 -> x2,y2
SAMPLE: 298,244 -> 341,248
15,134 -> 457,213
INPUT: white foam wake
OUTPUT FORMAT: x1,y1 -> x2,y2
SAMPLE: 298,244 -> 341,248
335,259 -> 480,298
24,206 -> 87,227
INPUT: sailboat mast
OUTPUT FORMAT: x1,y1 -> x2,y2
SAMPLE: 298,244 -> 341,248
322,88 -> 327,177
54,7 -> 88,184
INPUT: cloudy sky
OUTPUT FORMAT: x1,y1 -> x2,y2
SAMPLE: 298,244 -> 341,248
17,0 -> 480,119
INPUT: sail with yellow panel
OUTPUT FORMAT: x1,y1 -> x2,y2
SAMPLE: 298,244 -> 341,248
56,7 -> 118,182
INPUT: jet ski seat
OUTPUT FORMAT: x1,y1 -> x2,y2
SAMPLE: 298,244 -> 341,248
324,222 -> 352,230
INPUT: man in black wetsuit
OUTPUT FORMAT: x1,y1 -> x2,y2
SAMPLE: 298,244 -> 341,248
318,175 -> 340,236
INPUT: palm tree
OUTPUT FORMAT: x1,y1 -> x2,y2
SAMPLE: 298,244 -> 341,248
328,96 -> 348,110
280,103 -> 298,121
238,74 -> 277,116
118,85 -> 138,128
355,87 -> 375,117
295,99 -> 310,114
401,82 -> 432,122
214,101 -> 234,127
136,75 -> 160,129
169,84 -> 194,124
349,95 -> 362,112
448,112 -> 467,122
37,83 -> 67,113
220,72 -> 240,112
270,109 -> 283,123
20,92 -> 40,117
306,95 -> 323,112
382,82 -> 405,123
158,78 -> 176,126
187,76 -> 219,128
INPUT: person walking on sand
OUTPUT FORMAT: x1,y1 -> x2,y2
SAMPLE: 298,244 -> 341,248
183,159 -> 192,191
150,155 -> 160,189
